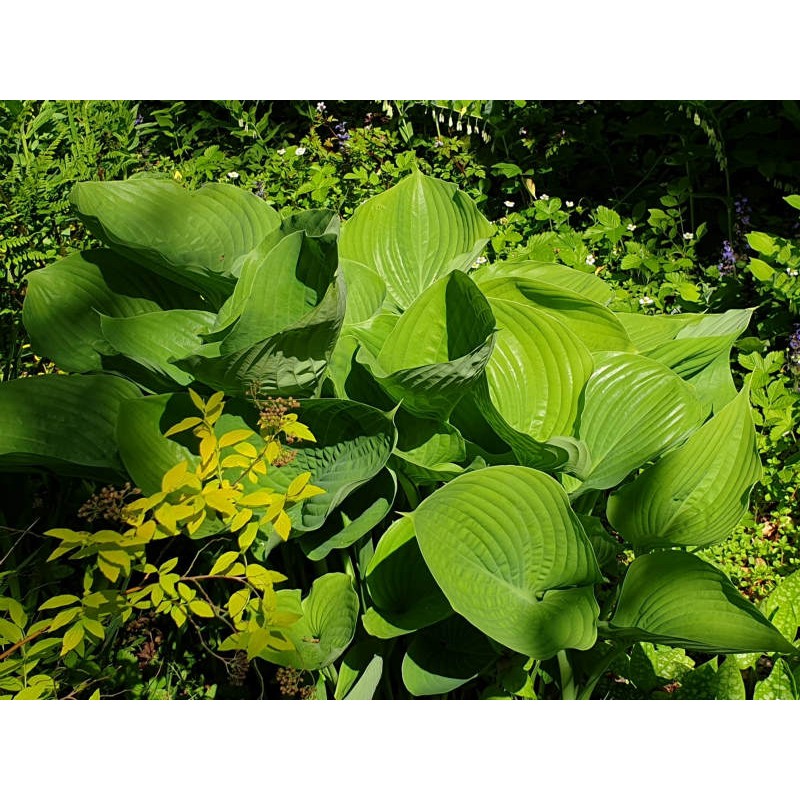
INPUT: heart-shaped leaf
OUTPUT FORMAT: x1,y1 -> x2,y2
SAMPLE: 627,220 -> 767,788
607,388 -> 761,550
608,551 -> 795,654
339,170 -> 493,310
413,465 -> 601,658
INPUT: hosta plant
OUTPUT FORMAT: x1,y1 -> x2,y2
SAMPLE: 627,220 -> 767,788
1,167 -> 796,699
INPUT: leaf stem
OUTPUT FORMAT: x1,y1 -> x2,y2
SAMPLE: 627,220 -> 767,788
557,650 -> 577,700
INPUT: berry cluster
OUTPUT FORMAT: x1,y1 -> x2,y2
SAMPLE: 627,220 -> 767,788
77,482 -> 141,525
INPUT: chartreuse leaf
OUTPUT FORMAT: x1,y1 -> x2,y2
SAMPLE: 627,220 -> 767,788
607,388 -> 761,550
0,374 -> 141,478
362,515 -> 452,639
475,259 -> 615,306
339,170 -> 493,310
266,574 -> 359,671
180,232 -> 345,396
355,270 -> 495,418
474,283 -> 593,452
574,352 -> 705,491
22,249 -> 208,373
476,275 -> 632,353
402,616 -> 498,697
608,551 -> 796,653
392,410 -> 468,484
341,258 -> 386,325
99,309 -> 216,388
71,178 -> 281,305
334,640 -> 385,700
413,466 -> 601,659
341,655 -> 383,700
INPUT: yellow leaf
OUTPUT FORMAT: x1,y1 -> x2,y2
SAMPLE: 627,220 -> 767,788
188,388 -> 206,412
188,599 -> 215,618
282,420 -> 316,442
234,442 -> 258,458
238,520 -> 259,552
199,435 -> 218,467
227,589 -> 250,620
203,488 -> 239,516
177,582 -> 195,602
221,454 -> 251,469
252,459 -> 267,475
292,484 -> 326,502
265,441 -> 281,463
186,509 -> 207,537
287,471 -> 311,497
206,390 -> 225,412
246,627 -> 271,660
134,519 -> 158,543
96,555 -> 121,583
229,508 -> 253,532
238,489 -> 274,508
210,551 -> 240,576
171,606 -> 188,628
273,510 -> 291,541
218,429 -> 255,449
164,416 -> 203,438
60,623 -> 84,656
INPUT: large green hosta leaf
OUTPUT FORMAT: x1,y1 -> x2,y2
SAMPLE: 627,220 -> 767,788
402,616 -> 498,697
475,259 -> 615,306
413,466 -> 601,659
362,515 -> 452,639
22,249 -> 208,373
608,551 -> 795,654
339,170 -> 493,310
574,352 -> 705,491
475,284 -> 593,445
71,177 -> 281,305
355,270 -> 495,418
179,231 -> 345,396
99,309 -> 216,389
607,388 -> 761,550
0,374 -> 141,478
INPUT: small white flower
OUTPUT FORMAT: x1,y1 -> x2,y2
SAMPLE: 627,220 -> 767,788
639,296 -> 655,306
787,268 -> 799,277
295,146 -> 307,156
277,148 -> 286,155
504,200 -> 515,208
316,102 -> 326,113
473,256 -> 488,267
227,171 -> 239,180
585,254 -> 596,266
627,223 -> 637,232
683,232 -> 694,240
565,200 -> 574,208
519,127 -> 527,136
540,193 -> 550,201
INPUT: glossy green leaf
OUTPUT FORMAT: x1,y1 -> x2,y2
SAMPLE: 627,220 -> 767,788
99,309 -> 216,388
71,178 -> 281,304
22,249 -> 207,373
392,409 -> 467,484
341,655 -> 383,700
413,466 -> 601,658
574,352 -> 705,491
607,388 -> 761,550
402,616 -> 498,697
297,468 -> 396,560
715,657 -> 747,700
362,515 -> 452,639
608,551 -> 795,653
341,258 -> 386,325
356,270 -> 495,418
339,170 -> 493,310
475,259 -> 615,305
267,573 -> 359,671
0,374 -> 140,478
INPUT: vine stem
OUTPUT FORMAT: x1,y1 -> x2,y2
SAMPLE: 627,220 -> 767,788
0,625 -> 50,662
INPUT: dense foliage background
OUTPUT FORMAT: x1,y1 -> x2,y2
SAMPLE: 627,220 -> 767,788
1,100 -> 799,700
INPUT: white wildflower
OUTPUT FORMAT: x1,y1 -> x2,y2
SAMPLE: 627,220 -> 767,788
504,200 -> 515,208
683,232 -> 694,240
787,268 -> 799,277
277,148 -> 286,155
565,200 -> 574,208
627,223 -> 637,232
473,256 -> 488,268
585,254 -> 596,266
316,102 -> 326,113
227,171 -> 239,180
540,193 -> 550,201
639,296 -> 655,306
295,146 -> 307,156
